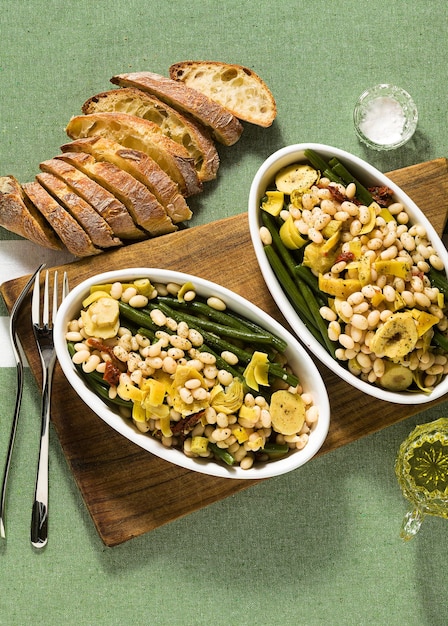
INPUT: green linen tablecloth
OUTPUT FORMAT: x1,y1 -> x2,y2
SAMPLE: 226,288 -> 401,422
0,1 -> 447,624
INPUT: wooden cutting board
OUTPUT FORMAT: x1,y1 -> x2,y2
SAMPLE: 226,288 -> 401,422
2,158 -> 448,546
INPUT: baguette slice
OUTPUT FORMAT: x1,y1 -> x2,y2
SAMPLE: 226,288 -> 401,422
65,112 -> 201,197
0,175 -> 62,250
169,61 -> 277,128
110,71 -> 243,146
60,136 -> 192,223
39,158 -> 145,240
54,152 -> 176,236
36,172 -> 122,249
22,182 -> 100,257
82,88 -> 219,182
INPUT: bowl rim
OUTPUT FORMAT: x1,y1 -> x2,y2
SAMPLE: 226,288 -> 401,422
54,267 -> 330,480
248,142 -> 448,405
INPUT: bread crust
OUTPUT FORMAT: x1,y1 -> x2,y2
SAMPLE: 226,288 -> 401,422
65,112 -> 202,197
0,175 -> 62,250
169,61 -> 277,128
36,172 -> 122,249
55,152 -> 176,236
60,136 -> 192,223
39,158 -> 145,240
110,72 -> 243,146
82,88 -> 219,182
22,181 -> 100,257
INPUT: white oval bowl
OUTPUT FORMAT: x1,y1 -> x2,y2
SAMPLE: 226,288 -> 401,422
54,268 -> 330,479
248,143 -> 448,404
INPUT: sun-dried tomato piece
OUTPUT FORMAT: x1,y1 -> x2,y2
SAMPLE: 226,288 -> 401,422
334,251 -> 355,264
368,185 -> 394,207
328,184 -> 347,203
85,337 -> 127,372
171,410 -> 205,438
103,360 -> 122,386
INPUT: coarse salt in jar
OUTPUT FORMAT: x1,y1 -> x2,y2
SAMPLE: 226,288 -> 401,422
353,84 -> 418,151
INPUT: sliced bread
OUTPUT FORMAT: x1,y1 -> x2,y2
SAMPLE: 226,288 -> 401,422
0,175 -> 62,250
55,152 -> 176,236
36,172 -> 122,249
65,112 -> 201,197
22,181 -> 100,257
169,61 -> 277,127
39,158 -> 145,240
110,71 -> 243,146
82,88 -> 219,182
60,136 -> 192,223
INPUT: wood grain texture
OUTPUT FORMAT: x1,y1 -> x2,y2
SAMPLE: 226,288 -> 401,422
1,158 -> 448,546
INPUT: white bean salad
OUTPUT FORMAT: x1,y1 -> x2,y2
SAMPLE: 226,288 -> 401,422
65,278 -> 319,469
259,150 -> 448,393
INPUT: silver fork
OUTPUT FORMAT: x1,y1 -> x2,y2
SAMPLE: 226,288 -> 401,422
30,268 -> 69,549
0,264 -> 45,540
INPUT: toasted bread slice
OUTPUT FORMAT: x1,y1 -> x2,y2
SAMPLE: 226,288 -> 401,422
39,158 -> 145,240
22,182 -> 100,257
60,136 -> 192,223
65,112 -> 201,197
36,172 -> 122,249
110,72 -> 243,146
0,175 -> 62,250
169,61 -> 277,128
54,152 -> 176,236
82,88 -> 219,182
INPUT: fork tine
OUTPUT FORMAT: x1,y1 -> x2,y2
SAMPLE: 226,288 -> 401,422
51,271 -> 58,328
31,270 -> 41,326
62,272 -> 69,301
43,270 -> 50,328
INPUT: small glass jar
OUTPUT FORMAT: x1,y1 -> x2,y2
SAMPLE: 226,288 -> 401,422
395,417 -> 448,540
353,84 -> 418,151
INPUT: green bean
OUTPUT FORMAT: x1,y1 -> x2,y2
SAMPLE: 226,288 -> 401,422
159,295 -> 287,351
158,296 -> 248,331
118,301 -> 158,335
261,211 -> 298,277
209,443 -> 235,466
196,344 -> 244,380
328,157 -> 373,206
152,301 -> 284,350
260,442 -> 290,459
428,267 -> 448,294
154,299 -> 298,387
433,330 -> 448,352
67,342 -> 131,408
294,274 -> 337,358
300,149 -> 343,184
294,264 -> 327,306
263,245 -> 318,330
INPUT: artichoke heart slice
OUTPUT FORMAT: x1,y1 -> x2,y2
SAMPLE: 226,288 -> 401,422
210,379 -> 244,414
369,311 -> 418,358
261,190 -> 284,216
411,308 -> 440,337
374,259 -> 412,280
279,215 -> 307,250
318,274 -> 362,299
243,351 -> 270,391
170,364 -> 210,416
81,296 -> 120,339
275,163 -> 319,194
270,389 -> 305,436
358,202 -> 379,235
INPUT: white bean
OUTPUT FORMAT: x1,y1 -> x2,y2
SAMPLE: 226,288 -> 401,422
207,296 -> 226,311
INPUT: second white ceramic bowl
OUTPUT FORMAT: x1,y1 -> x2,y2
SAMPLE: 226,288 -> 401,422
248,143 -> 448,405
54,268 -> 330,479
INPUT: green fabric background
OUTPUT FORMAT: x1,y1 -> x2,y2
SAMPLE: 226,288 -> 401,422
0,1 -> 447,625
